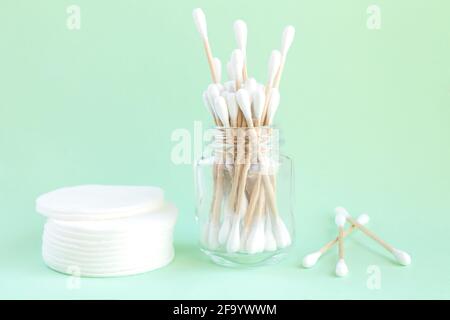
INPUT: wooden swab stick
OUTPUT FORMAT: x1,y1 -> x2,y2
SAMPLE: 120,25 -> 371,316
335,207 -> 412,266
193,8 -> 219,83
335,212 -> 349,277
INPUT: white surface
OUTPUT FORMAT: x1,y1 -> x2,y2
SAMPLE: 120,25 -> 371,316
36,185 -> 164,221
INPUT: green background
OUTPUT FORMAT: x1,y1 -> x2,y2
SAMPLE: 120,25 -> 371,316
1,0 -> 449,299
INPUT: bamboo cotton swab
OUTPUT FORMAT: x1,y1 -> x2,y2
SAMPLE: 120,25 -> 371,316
335,212 -> 349,277
234,20 -> 248,81
335,207 -> 412,266
273,26 -> 295,89
193,8 -> 219,83
302,214 -> 370,268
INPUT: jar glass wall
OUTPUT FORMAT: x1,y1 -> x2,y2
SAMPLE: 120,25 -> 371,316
194,126 -> 295,267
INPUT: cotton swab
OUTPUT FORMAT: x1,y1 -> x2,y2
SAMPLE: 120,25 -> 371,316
224,80 -> 236,93
226,194 -> 248,253
236,89 -> 254,127
245,78 -> 258,95
192,8 -> 219,83
233,20 -> 248,80
261,51 -> 281,124
225,93 -> 239,127
213,96 -> 230,127
231,49 -> 244,89
335,212 -> 349,277
213,57 -> 222,83
335,207 -> 412,266
266,88 -> 280,124
267,50 -> 282,89
218,199 -> 233,245
245,192 -> 266,254
264,211 -> 277,251
302,214 -> 370,268
252,87 -> 265,126
273,26 -> 295,88
202,91 -> 218,125
271,213 -> 291,248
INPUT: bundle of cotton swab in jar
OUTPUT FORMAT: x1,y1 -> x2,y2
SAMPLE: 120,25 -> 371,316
193,8 -> 295,255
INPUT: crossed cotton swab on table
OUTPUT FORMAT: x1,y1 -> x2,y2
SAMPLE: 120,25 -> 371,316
302,208 -> 411,277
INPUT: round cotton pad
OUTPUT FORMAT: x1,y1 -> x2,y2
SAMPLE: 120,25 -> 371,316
36,185 -> 164,220
46,202 -> 178,233
42,249 -> 174,277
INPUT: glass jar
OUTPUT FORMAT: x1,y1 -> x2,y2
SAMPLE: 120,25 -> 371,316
194,126 -> 295,267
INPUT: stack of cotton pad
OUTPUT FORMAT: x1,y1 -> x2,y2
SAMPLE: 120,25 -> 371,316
36,185 -> 178,277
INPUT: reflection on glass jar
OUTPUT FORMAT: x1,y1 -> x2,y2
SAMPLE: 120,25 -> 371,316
195,126 -> 295,267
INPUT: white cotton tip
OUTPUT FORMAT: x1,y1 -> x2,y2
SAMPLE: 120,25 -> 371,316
281,25 -> 295,56
236,89 -> 252,123
214,96 -> 230,127
356,213 -> 370,225
302,251 -> 322,268
272,216 -> 292,248
267,88 -> 280,124
244,78 -> 257,94
202,91 -> 215,118
224,80 -> 236,92
226,215 -> 241,253
335,212 -> 347,227
233,20 -> 248,56
213,57 -> 222,83
268,50 -> 282,85
231,50 -> 244,83
392,248 -> 411,266
207,221 -> 220,250
252,87 -> 266,124
226,62 -> 235,81
225,93 -> 238,126
335,206 -> 350,218
192,8 -> 208,39
207,83 -> 220,99
264,214 -> 277,251
245,220 -> 264,254
335,259 -> 349,277
218,213 -> 232,245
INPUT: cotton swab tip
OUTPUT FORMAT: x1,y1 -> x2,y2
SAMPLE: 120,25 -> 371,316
214,96 -> 230,127
233,20 -> 248,55
281,25 -> 295,56
231,49 -> 244,71
302,251 -> 322,268
356,213 -> 370,225
335,207 -> 350,218
192,8 -> 208,39
335,212 -> 347,227
236,89 -> 252,121
335,259 -> 349,277
392,248 -> 412,266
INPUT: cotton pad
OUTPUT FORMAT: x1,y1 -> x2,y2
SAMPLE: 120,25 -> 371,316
37,185 -> 177,277
36,185 -> 164,221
